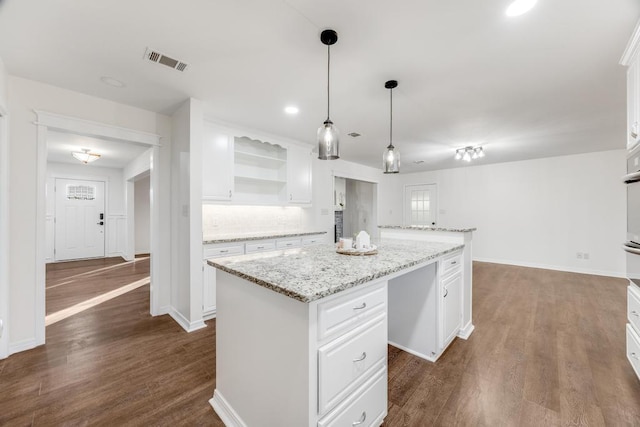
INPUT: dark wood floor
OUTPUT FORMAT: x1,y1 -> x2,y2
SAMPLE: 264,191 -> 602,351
46,256 -> 150,315
2,262 -> 639,425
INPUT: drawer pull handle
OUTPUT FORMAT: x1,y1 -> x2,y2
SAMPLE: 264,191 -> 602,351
352,411 -> 366,426
353,302 -> 367,310
444,289 -> 448,298
632,310 -> 639,317
632,352 -> 639,360
220,250 -> 229,253
451,261 -> 457,265
353,352 -> 367,362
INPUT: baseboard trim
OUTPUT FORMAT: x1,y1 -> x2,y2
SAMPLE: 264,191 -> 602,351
458,322 -> 475,339
9,338 -> 38,355
388,340 -> 438,363
169,308 -> 207,333
473,257 -> 625,279
203,309 -> 217,321
155,305 -> 171,316
210,389 -> 247,427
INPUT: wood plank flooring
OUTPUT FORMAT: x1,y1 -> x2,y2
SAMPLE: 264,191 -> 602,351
46,256 -> 150,315
1,262 -> 639,426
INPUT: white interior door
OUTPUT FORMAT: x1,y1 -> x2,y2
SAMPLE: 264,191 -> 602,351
54,178 -> 105,261
404,184 -> 437,226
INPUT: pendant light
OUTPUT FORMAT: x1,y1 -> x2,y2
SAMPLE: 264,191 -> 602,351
318,29 -> 339,160
383,80 -> 400,173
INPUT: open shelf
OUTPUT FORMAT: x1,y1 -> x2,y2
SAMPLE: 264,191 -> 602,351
234,175 -> 287,184
235,150 -> 286,164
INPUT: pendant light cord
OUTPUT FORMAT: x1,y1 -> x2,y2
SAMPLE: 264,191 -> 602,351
327,44 -> 331,121
389,87 -> 393,148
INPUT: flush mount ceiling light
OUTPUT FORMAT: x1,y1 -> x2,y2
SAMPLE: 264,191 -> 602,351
317,29 -> 340,160
72,148 -> 101,164
284,106 -> 299,115
383,80 -> 400,174
505,0 -> 537,17
455,146 -> 485,162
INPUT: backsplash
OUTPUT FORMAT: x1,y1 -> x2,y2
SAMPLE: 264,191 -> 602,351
202,205 -> 306,238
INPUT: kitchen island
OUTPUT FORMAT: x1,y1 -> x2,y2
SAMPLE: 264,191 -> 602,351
379,225 -> 476,338
208,239 -> 469,427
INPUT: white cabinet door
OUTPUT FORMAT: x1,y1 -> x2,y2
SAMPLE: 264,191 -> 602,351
628,59 -> 639,150
287,145 -> 312,204
440,271 -> 462,349
203,261 -> 217,318
202,122 -> 234,201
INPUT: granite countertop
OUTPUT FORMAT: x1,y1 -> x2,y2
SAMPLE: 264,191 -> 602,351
203,231 -> 327,244
208,240 -> 463,303
379,225 -> 477,233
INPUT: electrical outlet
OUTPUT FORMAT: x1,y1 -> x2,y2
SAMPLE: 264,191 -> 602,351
577,252 -> 583,259
583,253 -> 590,260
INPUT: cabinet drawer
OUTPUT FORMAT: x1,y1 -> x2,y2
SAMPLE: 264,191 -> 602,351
318,281 -> 387,340
441,252 -> 462,277
276,238 -> 301,249
626,324 -> 640,380
245,241 -> 276,253
302,235 -> 325,246
318,313 -> 387,414
203,244 -> 244,259
629,285 -> 640,332
318,367 -> 387,427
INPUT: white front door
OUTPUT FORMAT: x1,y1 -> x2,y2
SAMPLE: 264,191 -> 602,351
404,184 -> 437,226
54,178 -> 105,261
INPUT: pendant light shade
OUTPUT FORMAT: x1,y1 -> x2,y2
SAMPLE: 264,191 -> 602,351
318,29 -> 339,160
383,80 -> 400,173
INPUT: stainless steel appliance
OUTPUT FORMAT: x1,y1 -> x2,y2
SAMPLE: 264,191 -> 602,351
624,145 -> 640,286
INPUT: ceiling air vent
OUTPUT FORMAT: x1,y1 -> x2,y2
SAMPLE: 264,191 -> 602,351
347,132 -> 361,138
144,48 -> 189,72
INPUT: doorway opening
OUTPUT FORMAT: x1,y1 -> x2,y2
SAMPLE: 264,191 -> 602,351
333,176 -> 377,243
36,114 -> 161,338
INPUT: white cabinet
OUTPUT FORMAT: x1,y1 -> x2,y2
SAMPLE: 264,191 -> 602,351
440,270 -> 462,349
202,242 -> 245,319
287,145 -> 312,204
203,261 -> 217,317
628,59 -> 640,150
202,122 -> 234,201
387,249 -> 463,362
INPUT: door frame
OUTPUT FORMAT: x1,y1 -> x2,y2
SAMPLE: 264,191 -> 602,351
53,177 -> 107,262
34,111 -> 162,346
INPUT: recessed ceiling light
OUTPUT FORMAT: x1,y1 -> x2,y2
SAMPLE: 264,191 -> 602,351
505,0 -> 537,17
100,76 -> 126,88
284,106 -> 299,115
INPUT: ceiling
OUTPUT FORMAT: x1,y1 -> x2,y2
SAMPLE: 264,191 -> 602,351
1,0 -> 639,173
47,130 -> 150,169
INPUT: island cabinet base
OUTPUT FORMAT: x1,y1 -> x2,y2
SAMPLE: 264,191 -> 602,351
211,270 -> 388,427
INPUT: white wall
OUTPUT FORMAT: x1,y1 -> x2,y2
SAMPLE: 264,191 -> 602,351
379,150 -> 627,277
0,56 -> 9,358
6,76 -> 172,355
46,162 -> 126,260
134,176 -> 150,255
170,98 -> 205,332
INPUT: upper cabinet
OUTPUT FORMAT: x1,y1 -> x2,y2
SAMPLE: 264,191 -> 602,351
287,145 -> 312,204
622,21 -> 640,151
234,136 -> 287,204
202,120 -> 313,205
202,122 -> 234,201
